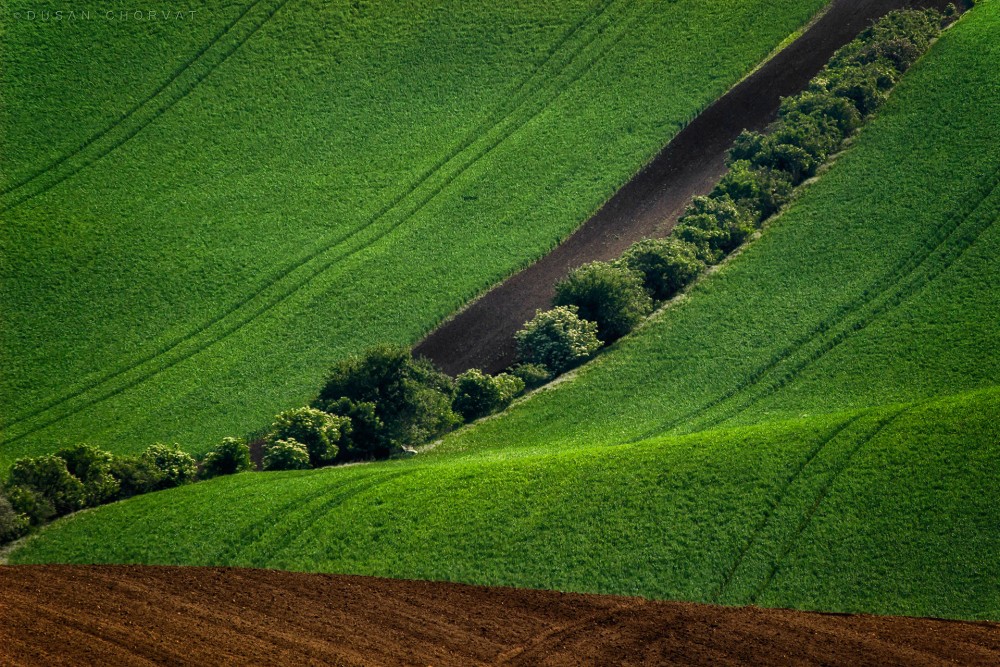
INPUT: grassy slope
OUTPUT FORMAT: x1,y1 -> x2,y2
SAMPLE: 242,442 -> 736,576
13,388 -> 999,620
431,1 -> 1000,456
0,0 -> 826,467
12,3 -> 1000,621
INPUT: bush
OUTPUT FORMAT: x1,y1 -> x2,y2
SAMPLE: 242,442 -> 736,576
201,437 -> 252,479
322,398 -> 391,462
140,444 -> 197,490
712,160 -> 794,222
823,63 -> 897,116
56,444 -> 119,507
263,439 -> 311,471
554,261 -> 653,342
779,90 -> 861,138
453,370 -> 525,422
3,485 -> 55,526
515,306 -> 602,375
0,491 -> 30,544
7,455 -> 85,516
109,455 -> 165,499
268,407 -> 349,468
509,363 -> 553,390
620,238 -> 705,300
315,346 -> 459,450
673,196 -> 755,263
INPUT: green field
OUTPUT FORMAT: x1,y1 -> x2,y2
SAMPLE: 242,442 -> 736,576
11,2 -> 999,621
0,0 -> 827,468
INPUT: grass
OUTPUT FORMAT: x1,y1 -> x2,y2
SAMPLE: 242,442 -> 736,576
12,387 -> 999,620
430,1 -> 1000,456
7,1 -> 1000,623
0,0 -> 827,468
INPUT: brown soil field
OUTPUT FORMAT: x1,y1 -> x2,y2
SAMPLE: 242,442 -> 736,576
414,0 -> 964,375
1,565 -> 997,666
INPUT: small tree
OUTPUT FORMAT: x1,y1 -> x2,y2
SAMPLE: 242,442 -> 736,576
453,370 -> 525,422
56,444 -> 120,507
8,455 -> 85,517
619,238 -> 705,301
515,306 -> 601,375
779,90 -> 861,137
315,346 -> 458,450
554,261 -> 653,342
673,196 -> 755,263
141,444 -> 198,490
109,455 -> 165,499
0,491 -> 30,544
201,437 -> 252,479
322,398 -> 391,462
3,485 -> 55,526
268,407 -> 349,468
712,160 -> 794,222
263,439 -> 311,471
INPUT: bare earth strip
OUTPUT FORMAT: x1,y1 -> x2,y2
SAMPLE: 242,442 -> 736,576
414,0 -> 960,375
0,565 -> 996,666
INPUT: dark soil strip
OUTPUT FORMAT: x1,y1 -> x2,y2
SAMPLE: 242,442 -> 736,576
1,565 -> 996,666
415,0 -> 962,375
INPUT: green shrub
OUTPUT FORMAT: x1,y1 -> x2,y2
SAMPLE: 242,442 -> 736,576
510,363 -> 553,390
7,455 -> 85,517
0,491 -> 31,544
779,90 -> 861,137
712,160 -> 794,222
620,238 -> 705,300
3,485 -> 55,526
554,261 -> 653,342
56,444 -> 120,507
108,455 -> 165,499
140,444 -> 197,490
268,407 -> 349,468
453,370 -> 525,422
673,196 -> 755,263
322,398 -> 391,462
263,439 -> 311,471
824,63 -> 897,116
201,437 -> 252,479
315,346 -> 459,449
515,306 -> 602,375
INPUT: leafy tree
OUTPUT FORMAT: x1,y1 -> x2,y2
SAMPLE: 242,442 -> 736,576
453,370 -> 525,422
619,238 -> 705,300
779,90 -> 861,137
56,444 -> 119,507
315,346 -> 459,450
263,439 -> 311,471
140,444 -> 197,490
824,63 -> 897,116
554,261 -> 653,342
515,306 -> 602,375
7,455 -> 85,516
673,196 -> 755,263
0,491 -> 31,543
201,437 -> 252,479
268,407 -> 348,468
3,485 -> 55,526
323,397 -> 390,462
712,160 -> 794,222
109,455 -> 164,499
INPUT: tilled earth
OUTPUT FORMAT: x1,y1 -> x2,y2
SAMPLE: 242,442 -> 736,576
1,565 -> 997,666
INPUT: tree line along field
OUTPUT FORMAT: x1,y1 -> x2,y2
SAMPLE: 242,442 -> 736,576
0,0 -> 828,469
11,1 -> 1000,621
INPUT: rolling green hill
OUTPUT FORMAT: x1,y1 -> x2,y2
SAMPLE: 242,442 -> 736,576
0,0 -> 827,468
11,1 -> 999,621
